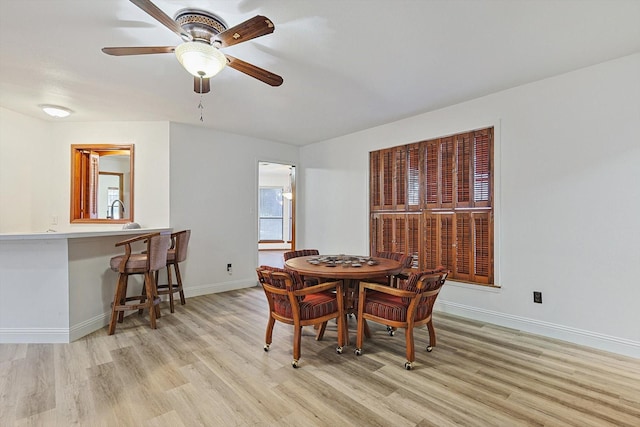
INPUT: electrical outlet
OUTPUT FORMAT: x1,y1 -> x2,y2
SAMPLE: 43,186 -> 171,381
227,263 -> 232,274
533,291 -> 542,304
51,215 -> 58,225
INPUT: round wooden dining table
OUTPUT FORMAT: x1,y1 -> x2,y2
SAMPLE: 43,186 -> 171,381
284,255 -> 403,282
284,255 -> 403,344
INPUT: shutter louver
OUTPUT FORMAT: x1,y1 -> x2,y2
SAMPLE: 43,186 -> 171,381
395,216 -> 406,252
407,143 -> 420,209
382,216 -> 393,251
370,152 -> 380,209
457,133 -> 471,207
407,215 -> 420,268
473,212 -> 491,284
382,150 -> 393,208
395,147 -> 407,208
440,214 -> 455,272
425,142 -> 438,206
424,214 -> 437,269
370,214 -> 379,256
456,213 -> 470,277
440,137 -> 455,207
473,129 -> 491,206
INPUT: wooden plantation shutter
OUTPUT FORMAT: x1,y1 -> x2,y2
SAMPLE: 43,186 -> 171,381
381,215 -> 393,252
407,214 -> 421,269
423,212 -> 455,271
407,143 -> 420,211
457,133 -> 472,207
395,147 -> 407,208
472,211 -> 492,284
88,152 -> 99,218
423,214 -> 438,269
382,149 -> 395,209
455,213 -> 471,279
424,142 -> 439,207
440,137 -> 455,208
370,151 -> 381,209
473,129 -> 492,208
370,127 -> 494,285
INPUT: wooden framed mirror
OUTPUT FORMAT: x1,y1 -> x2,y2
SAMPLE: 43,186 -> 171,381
70,144 -> 134,223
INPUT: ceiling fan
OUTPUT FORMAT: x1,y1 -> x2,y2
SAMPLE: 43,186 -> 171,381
102,0 -> 283,94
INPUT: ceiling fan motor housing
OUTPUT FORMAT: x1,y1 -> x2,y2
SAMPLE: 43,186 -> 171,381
174,9 -> 228,44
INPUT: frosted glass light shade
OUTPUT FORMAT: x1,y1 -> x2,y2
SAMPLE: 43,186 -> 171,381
40,105 -> 72,118
175,42 -> 227,78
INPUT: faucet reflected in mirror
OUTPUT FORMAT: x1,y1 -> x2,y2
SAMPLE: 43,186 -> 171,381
108,199 -> 125,219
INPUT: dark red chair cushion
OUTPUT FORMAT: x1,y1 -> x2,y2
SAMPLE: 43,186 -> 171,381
274,291 -> 339,320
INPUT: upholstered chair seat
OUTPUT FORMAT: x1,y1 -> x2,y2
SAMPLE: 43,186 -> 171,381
156,230 -> 191,313
108,232 -> 170,335
256,265 -> 345,368
355,268 -> 448,370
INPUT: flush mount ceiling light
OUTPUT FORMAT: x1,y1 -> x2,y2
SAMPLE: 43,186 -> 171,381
40,104 -> 73,118
174,41 -> 227,78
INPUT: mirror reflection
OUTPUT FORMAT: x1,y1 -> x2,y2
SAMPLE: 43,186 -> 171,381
70,144 -> 134,223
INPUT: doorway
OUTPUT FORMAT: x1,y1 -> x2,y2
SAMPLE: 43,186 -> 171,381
258,162 -> 295,267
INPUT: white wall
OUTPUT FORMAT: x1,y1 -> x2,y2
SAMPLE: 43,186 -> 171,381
0,109 -> 171,232
299,53 -> 640,357
0,108 -> 51,232
168,123 -> 298,296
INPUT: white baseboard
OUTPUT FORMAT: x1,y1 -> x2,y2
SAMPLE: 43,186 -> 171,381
0,328 -> 69,343
69,312 -> 111,342
435,300 -> 640,359
183,278 -> 257,298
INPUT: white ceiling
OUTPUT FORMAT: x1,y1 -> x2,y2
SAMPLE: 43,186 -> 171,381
1,0 -> 639,146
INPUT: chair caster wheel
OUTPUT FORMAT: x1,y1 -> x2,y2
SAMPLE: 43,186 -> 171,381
355,348 -> 362,356
336,346 -> 343,354
426,346 -> 433,352
264,344 -> 270,352
405,362 -> 412,370
389,330 -> 395,336
291,360 -> 299,368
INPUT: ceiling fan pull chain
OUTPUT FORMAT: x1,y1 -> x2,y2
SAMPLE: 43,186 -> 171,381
198,76 -> 204,122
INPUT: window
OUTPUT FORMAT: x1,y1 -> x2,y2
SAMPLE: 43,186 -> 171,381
259,187 -> 284,241
370,127 -> 494,285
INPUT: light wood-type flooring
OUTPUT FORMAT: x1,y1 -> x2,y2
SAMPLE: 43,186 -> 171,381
1,286 -> 639,426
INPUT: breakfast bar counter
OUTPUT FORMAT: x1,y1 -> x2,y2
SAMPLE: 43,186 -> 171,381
0,228 -> 171,343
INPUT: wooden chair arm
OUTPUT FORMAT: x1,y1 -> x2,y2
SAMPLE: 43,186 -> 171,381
115,232 -> 158,247
293,280 -> 342,296
261,282 -> 289,297
359,281 -> 415,298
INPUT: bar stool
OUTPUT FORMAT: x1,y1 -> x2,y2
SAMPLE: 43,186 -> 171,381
156,229 -> 191,313
108,232 -> 170,335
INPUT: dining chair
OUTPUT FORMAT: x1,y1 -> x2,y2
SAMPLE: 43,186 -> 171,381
283,249 -> 321,286
366,251 -> 412,287
108,232 -> 171,335
256,265 -> 345,368
155,229 -> 191,313
355,268 -> 449,370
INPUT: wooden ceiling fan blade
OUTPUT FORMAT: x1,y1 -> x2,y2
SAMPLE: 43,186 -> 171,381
215,15 -> 275,48
102,46 -> 175,56
194,77 -> 211,94
226,55 -> 283,87
129,0 -> 192,41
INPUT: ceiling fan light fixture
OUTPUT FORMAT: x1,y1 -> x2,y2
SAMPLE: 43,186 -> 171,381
39,104 -> 73,118
175,42 -> 227,78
